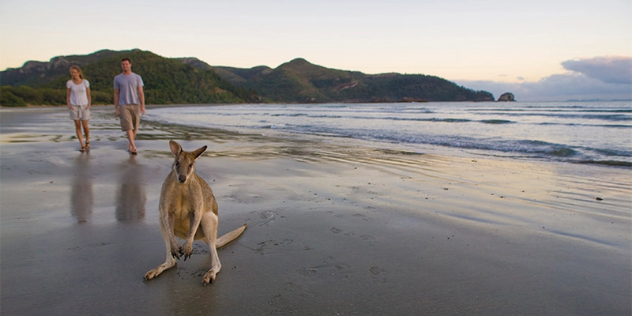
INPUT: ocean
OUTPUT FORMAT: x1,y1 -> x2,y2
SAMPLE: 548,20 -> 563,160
144,101 -> 632,168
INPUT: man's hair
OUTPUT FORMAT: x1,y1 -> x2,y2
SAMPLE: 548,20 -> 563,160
121,58 -> 131,63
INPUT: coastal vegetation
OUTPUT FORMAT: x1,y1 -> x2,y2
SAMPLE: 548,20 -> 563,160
1,49 -> 258,106
184,57 -> 494,103
1,49 -> 494,106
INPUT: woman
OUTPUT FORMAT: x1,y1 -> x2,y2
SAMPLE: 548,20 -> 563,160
66,65 -> 91,152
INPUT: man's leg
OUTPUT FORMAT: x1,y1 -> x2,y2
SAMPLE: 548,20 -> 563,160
126,129 -> 137,153
130,104 -> 140,151
120,104 -> 137,153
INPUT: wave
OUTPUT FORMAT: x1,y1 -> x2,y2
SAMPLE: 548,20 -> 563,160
272,123 -> 631,165
469,108 -> 632,113
280,124 -> 573,155
271,113 -> 309,117
265,114 -> 517,125
381,117 -> 472,123
471,112 -> 631,121
574,160 -> 632,168
481,119 -> 514,124
537,122 -> 632,128
590,147 -> 632,158
248,111 -> 632,126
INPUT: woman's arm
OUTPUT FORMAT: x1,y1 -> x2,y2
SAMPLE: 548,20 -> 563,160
67,88 -> 72,109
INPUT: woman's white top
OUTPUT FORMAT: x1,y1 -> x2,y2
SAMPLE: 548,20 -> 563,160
66,79 -> 90,106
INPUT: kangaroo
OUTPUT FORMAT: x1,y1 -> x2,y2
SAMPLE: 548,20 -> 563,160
144,140 -> 247,284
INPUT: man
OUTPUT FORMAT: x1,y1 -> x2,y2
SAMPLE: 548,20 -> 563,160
114,58 -> 145,154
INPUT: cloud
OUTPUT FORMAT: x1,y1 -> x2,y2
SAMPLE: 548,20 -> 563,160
561,56 -> 632,84
456,56 -> 632,101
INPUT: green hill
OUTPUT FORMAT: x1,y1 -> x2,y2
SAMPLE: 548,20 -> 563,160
187,57 -> 494,103
1,49 -> 494,106
178,58 -> 272,86
1,49 -> 122,88
1,49 -> 259,106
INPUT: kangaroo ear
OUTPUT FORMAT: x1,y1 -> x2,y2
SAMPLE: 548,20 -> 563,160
192,145 -> 208,160
169,140 -> 182,156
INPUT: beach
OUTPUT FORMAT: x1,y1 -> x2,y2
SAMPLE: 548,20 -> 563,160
1,105 -> 630,315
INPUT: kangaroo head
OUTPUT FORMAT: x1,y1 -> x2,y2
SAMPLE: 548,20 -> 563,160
169,140 -> 207,184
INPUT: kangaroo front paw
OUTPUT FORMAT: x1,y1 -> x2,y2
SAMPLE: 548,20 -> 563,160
170,248 -> 182,260
169,239 -> 182,259
182,241 -> 194,261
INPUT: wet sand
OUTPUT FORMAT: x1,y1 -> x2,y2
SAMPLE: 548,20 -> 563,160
1,106 -> 631,315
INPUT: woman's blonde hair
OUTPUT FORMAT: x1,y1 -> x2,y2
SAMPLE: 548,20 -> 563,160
69,65 -> 84,79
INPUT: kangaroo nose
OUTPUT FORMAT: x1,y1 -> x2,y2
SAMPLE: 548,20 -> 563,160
178,175 -> 187,183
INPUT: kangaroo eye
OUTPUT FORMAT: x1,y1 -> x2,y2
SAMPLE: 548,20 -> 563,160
175,162 -> 180,167
189,164 -> 193,168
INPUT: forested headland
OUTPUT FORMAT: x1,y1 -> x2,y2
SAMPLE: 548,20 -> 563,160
1,49 -> 494,106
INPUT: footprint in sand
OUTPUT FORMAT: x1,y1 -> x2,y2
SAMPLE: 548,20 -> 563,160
259,211 -> 277,226
297,267 -> 318,277
369,266 -> 388,284
353,213 -> 372,221
331,227 -> 343,234
282,282 -> 318,298
360,234 -> 377,246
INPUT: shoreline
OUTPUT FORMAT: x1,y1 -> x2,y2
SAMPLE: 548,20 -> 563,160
1,106 -> 630,315
140,103 -> 632,169
3,98 -> 630,109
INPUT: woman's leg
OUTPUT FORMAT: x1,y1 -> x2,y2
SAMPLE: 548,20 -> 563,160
74,120 -> 85,151
82,120 -> 90,148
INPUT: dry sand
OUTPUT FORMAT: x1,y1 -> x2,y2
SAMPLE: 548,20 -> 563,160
1,106 -> 630,315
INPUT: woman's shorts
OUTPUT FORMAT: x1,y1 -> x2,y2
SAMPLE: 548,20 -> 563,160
119,104 -> 141,131
69,105 -> 91,121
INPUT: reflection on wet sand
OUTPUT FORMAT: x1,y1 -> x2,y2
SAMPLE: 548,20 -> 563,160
70,153 -> 93,223
116,155 -> 146,221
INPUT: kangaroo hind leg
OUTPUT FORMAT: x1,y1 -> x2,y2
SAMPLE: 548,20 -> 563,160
144,225 -> 178,281
200,211 -> 221,285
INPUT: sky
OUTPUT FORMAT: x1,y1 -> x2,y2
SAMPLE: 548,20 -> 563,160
1,0 -> 630,101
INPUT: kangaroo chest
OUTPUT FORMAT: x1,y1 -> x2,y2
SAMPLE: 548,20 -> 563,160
167,191 -> 204,238
168,188 -> 203,218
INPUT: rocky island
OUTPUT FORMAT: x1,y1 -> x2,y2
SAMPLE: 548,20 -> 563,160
498,92 -> 516,101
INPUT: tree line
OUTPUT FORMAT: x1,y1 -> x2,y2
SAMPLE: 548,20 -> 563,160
1,49 -> 495,107
1,50 -> 258,107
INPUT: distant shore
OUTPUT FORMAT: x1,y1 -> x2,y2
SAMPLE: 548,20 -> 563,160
3,98 -> 498,109
1,106 -> 630,315
4,98 -> 631,110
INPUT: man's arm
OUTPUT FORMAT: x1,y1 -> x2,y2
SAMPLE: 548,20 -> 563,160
138,86 -> 145,115
114,89 -> 120,116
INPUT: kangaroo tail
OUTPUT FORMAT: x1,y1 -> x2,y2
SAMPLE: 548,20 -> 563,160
216,223 -> 247,249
